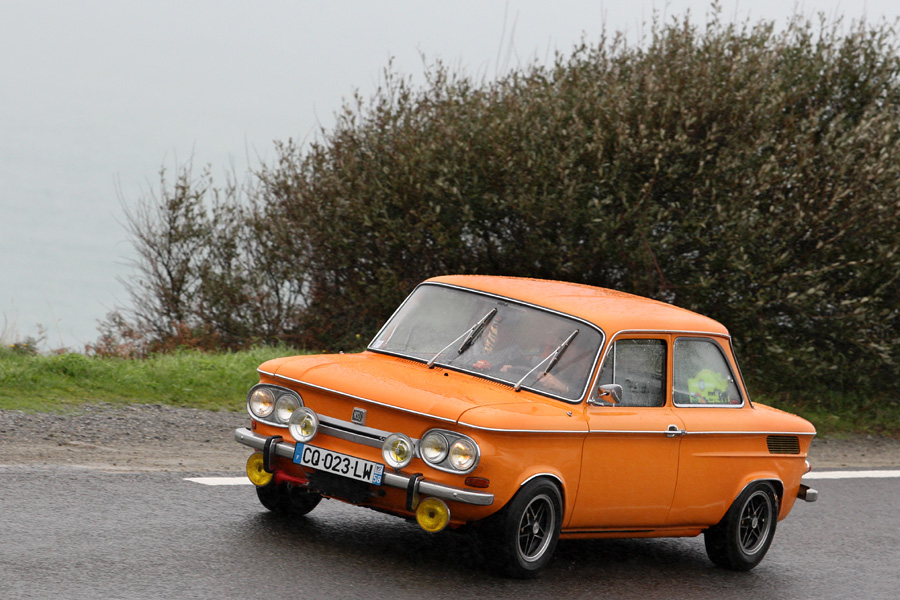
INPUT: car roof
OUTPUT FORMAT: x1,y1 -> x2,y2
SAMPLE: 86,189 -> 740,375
426,275 -> 729,337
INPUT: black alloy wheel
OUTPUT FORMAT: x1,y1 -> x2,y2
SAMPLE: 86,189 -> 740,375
704,481 -> 779,571
481,477 -> 563,578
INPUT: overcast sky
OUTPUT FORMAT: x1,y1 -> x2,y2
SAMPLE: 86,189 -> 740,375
1,1 -> 898,349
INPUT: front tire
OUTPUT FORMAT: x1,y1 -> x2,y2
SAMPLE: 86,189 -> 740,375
256,483 -> 322,516
482,478 -> 562,578
704,481 -> 778,571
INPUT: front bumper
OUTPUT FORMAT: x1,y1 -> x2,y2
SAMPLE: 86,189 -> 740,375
234,428 -> 494,506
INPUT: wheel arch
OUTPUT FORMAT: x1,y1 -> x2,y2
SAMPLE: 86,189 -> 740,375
721,477 -> 784,524
519,472 -> 567,510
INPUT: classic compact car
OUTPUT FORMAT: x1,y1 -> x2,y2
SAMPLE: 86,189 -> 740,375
234,275 -> 817,577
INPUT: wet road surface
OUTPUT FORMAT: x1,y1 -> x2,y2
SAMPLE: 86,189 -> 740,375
1,466 -> 897,599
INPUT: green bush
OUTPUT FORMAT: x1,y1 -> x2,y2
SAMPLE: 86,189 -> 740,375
114,9 -> 900,407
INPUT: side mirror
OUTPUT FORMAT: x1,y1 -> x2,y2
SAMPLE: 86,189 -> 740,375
591,384 -> 623,406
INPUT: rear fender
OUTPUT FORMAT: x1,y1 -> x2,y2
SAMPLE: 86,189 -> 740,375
718,476 -> 784,525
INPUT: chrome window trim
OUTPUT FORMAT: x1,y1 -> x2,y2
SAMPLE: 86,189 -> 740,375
590,334 -> 669,407
672,336 -> 746,408
366,281 -> 606,404
589,329 -> 731,403
728,338 -> 755,408
673,403 -> 745,409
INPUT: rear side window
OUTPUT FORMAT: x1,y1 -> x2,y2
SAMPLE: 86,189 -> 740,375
594,339 -> 667,407
673,338 -> 742,406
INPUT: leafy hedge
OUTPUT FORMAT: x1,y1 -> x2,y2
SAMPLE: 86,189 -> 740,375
109,11 -> 900,405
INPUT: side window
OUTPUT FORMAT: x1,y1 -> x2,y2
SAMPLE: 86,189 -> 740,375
673,338 -> 742,405
594,339 -> 666,407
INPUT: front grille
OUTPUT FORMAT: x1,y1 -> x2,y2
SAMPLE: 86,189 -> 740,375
767,435 -> 800,454
319,415 -> 388,449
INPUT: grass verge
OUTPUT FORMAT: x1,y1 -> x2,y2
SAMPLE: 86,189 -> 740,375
0,346 -> 308,412
1,347 -> 897,436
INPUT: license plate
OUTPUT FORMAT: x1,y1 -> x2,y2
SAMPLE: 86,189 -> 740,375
292,444 -> 384,485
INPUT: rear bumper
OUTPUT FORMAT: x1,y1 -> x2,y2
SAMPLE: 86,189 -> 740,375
798,484 -> 818,502
234,427 -> 494,507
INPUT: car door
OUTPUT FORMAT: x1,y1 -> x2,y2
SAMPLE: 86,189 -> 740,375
568,335 -> 684,530
665,335 -> 751,527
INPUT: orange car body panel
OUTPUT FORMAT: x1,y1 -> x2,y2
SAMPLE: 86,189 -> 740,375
243,275 -> 815,535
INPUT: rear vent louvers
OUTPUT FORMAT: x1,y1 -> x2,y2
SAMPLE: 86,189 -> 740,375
767,435 -> 800,454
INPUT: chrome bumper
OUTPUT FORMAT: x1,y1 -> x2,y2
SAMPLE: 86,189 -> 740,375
798,484 -> 818,502
234,428 -> 494,506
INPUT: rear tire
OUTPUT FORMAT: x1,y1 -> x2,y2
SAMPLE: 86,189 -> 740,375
256,483 -> 322,516
704,481 -> 778,571
481,478 -> 562,578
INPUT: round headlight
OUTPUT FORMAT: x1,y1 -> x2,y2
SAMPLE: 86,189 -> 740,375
274,394 -> 300,424
288,407 -> 319,443
249,387 -> 275,418
448,439 -> 477,471
420,431 -> 449,464
382,433 -> 414,469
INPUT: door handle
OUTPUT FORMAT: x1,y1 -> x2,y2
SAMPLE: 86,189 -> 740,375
666,424 -> 685,438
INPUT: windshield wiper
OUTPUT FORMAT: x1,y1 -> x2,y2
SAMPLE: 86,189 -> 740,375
514,329 -> 579,391
427,308 -> 498,368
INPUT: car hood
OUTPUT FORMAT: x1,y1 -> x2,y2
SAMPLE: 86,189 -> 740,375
258,351 -> 583,429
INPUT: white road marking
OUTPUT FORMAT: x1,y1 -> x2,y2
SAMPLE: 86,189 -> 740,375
184,477 -> 251,486
183,470 -> 900,486
803,470 -> 900,480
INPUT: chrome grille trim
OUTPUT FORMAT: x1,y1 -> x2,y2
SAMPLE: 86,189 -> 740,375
318,414 -> 396,449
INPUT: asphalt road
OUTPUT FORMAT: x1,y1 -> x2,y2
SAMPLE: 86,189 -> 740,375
1,466 -> 897,600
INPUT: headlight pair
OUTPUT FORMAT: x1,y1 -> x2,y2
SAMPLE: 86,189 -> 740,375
381,430 -> 479,473
247,385 -> 302,425
421,430 -> 479,473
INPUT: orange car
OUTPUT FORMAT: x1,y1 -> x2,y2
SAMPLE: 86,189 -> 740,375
234,275 -> 817,577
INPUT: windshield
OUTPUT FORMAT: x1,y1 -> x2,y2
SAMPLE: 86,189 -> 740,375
369,284 -> 604,402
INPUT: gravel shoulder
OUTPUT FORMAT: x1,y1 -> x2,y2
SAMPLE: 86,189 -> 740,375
1,403 -> 898,473
0,404 -> 249,473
